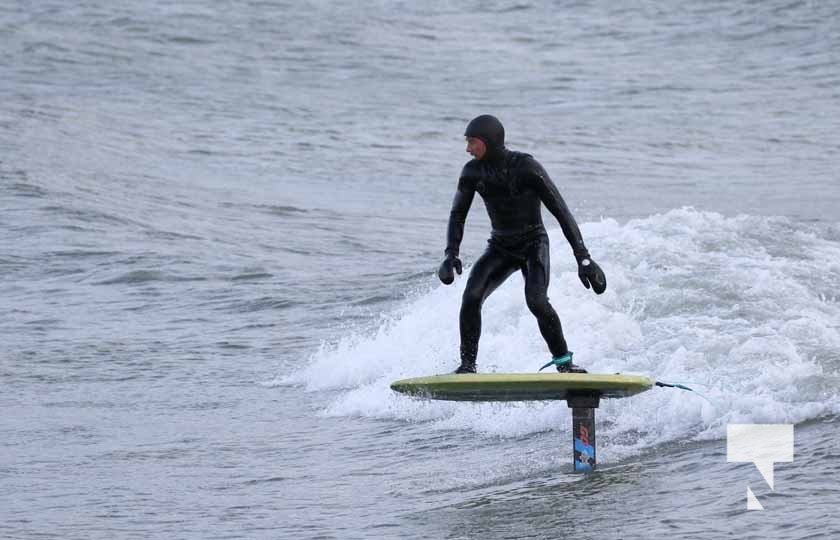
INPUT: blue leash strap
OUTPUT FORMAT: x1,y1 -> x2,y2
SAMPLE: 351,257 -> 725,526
655,380 -> 715,406
539,352 -> 574,372
655,380 -> 694,391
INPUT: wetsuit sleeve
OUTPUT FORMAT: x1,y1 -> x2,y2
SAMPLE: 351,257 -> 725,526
526,158 -> 590,261
445,170 -> 477,257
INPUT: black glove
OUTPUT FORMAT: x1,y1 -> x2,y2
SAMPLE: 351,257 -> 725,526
438,254 -> 462,285
577,257 -> 606,295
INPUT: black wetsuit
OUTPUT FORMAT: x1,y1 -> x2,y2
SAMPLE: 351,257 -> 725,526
446,127 -> 589,367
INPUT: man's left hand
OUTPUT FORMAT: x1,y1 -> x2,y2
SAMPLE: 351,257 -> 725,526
577,258 -> 606,295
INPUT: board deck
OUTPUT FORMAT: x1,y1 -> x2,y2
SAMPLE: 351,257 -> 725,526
390,373 -> 653,402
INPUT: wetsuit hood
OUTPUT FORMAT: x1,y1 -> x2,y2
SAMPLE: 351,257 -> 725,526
465,115 -> 506,162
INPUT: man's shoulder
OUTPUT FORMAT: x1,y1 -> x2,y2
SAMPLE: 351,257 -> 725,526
459,159 -> 482,180
505,149 -> 534,162
506,150 -> 545,176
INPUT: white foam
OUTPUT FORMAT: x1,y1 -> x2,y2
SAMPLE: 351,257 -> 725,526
286,209 -> 840,463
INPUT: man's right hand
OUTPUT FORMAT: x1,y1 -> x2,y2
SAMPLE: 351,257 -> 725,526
438,254 -> 463,285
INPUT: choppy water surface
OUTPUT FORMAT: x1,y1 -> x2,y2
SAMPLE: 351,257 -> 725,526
2,1 -> 839,539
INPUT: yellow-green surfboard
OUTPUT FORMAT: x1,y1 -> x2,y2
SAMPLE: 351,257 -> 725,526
390,373 -> 654,402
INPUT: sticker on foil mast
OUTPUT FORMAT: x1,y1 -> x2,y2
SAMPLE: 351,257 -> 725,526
573,409 -> 596,471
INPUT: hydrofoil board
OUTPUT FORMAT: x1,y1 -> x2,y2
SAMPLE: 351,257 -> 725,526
390,373 -> 653,402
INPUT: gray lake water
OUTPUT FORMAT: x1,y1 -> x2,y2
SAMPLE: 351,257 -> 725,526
2,1 -> 840,538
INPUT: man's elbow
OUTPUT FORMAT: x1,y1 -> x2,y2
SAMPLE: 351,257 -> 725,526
450,210 -> 467,224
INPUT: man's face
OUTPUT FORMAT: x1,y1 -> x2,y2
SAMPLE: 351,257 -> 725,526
466,137 -> 486,160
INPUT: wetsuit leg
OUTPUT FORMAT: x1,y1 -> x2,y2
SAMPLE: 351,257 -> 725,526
521,236 -> 568,357
460,247 -> 519,366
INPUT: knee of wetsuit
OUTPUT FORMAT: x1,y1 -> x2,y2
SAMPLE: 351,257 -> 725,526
524,290 -> 551,315
461,285 -> 484,309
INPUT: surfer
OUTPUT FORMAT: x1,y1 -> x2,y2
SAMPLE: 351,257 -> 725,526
438,115 -> 606,374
